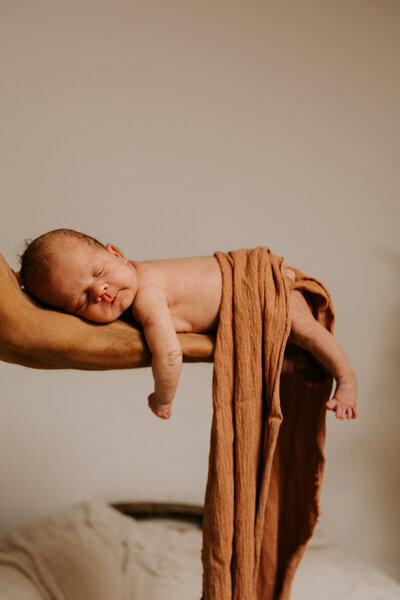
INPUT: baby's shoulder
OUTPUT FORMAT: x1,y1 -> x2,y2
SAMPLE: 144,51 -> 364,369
131,282 -> 169,325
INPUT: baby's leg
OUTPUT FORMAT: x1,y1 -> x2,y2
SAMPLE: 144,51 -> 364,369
285,276 -> 357,420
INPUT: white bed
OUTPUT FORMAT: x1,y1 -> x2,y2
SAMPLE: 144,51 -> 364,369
109,514 -> 400,600
0,501 -> 399,599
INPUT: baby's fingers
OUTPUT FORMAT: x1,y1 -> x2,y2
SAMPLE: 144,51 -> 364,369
147,393 -> 172,420
149,402 -> 172,419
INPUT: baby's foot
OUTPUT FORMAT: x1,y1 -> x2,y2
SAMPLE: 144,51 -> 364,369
325,370 -> 358,420
147,392 -> 173,420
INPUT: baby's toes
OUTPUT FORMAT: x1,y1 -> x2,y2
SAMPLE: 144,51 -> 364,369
335,405 -> 346,420
325,398 -> 337,411
349,406 -> 358,419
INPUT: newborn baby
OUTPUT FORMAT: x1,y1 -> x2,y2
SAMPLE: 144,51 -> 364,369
19,229 -> 357,421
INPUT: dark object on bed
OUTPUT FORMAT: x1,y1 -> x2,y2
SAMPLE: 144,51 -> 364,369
111,501 -> 204,526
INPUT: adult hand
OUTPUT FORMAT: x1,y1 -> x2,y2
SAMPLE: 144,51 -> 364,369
0,253 -> 214,370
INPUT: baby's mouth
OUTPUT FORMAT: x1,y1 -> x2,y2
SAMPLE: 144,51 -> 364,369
111,292 -> 118,306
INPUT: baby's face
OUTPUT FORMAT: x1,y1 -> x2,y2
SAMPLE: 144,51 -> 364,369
37,239 -> 137,323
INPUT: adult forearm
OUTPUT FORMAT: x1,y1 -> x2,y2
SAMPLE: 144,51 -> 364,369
2,305 -> 214,370
0,253 -> 215,370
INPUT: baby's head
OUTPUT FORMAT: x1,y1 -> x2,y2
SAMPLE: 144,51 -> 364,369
20,228 -> 137,323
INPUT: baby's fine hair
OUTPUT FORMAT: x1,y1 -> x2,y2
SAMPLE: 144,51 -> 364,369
20,228 -> 104,294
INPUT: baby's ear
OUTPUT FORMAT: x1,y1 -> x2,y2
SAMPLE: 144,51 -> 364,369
105,243 -> 127,262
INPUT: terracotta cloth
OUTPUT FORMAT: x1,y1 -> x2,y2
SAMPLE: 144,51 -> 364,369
201,246 -> 335,600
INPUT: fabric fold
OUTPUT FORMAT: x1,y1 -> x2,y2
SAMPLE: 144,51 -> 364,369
201,246 -> 334,600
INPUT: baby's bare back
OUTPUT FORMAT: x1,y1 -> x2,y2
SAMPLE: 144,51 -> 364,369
130,255 -> 222,333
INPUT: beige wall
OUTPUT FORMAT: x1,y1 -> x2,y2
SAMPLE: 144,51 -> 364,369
1,0 -> 399,581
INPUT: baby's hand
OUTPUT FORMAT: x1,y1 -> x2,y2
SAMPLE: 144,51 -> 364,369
325,370 -> 358,420
147,392 -> 173,420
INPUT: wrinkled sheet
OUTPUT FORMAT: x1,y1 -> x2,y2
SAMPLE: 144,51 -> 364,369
1,502 -> 400,600
0,501 -> 202,600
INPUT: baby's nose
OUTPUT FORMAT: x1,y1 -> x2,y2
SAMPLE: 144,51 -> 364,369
92,281 -> 111,302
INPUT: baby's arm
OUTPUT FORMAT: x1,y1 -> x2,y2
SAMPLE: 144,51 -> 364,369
134,287 -> 182,420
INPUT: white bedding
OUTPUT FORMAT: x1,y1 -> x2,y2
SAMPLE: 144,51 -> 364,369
0,501 -> 398,599
125,518 -> 400,600
291,535 -> 400,600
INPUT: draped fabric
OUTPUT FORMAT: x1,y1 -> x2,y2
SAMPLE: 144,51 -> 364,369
201,246 -> 334,600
